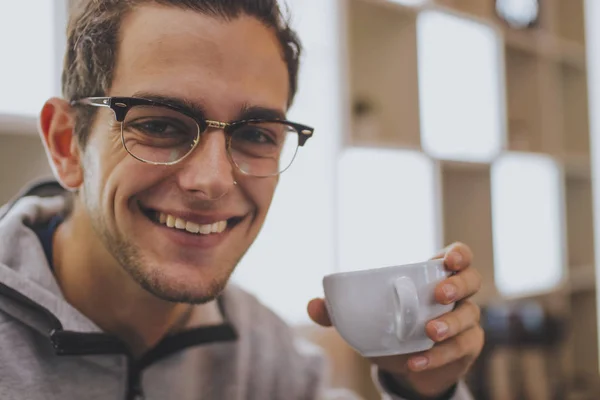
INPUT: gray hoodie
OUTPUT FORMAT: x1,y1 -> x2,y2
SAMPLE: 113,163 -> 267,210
0,181 -> 472,400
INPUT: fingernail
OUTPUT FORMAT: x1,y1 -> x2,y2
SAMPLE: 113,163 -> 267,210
443,284 -> 457,301
411,356 -> 429,371
432,321 -> 449,338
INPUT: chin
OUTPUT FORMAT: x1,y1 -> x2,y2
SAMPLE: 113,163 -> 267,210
127,261 -> 231,304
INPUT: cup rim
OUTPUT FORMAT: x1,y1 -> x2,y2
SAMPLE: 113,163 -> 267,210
323,258 -> 445,281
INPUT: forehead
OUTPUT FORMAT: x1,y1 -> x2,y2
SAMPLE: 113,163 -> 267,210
110,4 -> 290,117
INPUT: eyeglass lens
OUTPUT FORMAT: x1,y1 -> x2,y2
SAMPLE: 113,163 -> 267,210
120,105 -> 300,176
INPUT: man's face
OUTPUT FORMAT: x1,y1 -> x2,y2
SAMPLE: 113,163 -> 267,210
80,5 -> 290,303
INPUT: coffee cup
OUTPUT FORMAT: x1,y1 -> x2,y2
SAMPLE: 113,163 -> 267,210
322,259 -> 453,357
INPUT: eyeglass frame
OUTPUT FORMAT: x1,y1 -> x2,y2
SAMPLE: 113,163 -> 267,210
70,96 -> 315,176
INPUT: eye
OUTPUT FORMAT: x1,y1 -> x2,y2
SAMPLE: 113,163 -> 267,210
234,126 -> 277,145
130,118 -> 187,138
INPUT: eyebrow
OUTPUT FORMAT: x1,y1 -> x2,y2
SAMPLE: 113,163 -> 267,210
237,104 -> 287,121
131,91 -> 287,123
131,91 -> 208,121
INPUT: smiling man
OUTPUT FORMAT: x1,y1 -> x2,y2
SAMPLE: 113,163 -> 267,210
0,1 -> 483,399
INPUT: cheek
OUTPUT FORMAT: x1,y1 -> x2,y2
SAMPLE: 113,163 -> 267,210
82,131 -> 158,220
245,177 -> 278,219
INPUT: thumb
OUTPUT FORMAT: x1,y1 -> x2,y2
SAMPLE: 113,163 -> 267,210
307,298 -> 333,327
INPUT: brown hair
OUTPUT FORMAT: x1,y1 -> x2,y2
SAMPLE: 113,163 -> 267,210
63,0 -> 302,147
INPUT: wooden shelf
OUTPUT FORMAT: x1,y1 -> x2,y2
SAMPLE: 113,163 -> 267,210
440,164 -> 497,303
339,0 -> 595,395
568,265 -> 596,294
561,63 -> 590,157
348,0 -> 421,148
433,0 -> 495,20
503,29 -> 586,70
555,0 -> 586,46
565,175 -> 595,269
505,46 -> 544,153
563,154 -> 591,179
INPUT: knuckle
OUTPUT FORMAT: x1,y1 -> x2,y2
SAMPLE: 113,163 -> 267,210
445,313 -> 462,335
456,332 -> 473,356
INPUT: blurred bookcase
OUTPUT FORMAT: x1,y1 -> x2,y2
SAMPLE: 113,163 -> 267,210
337,0 -> 597,395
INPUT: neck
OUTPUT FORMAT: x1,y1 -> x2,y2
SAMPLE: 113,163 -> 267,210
51,201 -> 214,357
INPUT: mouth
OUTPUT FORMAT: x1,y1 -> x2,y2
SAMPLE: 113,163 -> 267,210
139,204 -> 243,237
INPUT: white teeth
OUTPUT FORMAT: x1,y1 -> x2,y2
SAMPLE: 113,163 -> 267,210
157,212 -> 229,235
199,224 -> 212,235
175,218 -> 186,229
185,222 -> 200,234
166,215 -> 176,228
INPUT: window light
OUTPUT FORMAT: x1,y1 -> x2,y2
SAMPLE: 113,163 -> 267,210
491,153 -> 564,297
337,148 -> 439,273
0,1 -> 65,116
417,10 -> 504,162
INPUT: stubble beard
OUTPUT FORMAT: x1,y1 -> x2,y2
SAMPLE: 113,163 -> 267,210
89,209 -> 239,305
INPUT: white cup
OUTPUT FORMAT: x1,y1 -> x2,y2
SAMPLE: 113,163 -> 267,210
322,259 -> 453,357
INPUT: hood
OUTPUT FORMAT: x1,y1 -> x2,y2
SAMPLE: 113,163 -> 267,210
0,180 -> 237,360
0,180 -> 103,335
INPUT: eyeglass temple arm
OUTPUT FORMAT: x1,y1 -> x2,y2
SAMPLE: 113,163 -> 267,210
71,97 -> 111,108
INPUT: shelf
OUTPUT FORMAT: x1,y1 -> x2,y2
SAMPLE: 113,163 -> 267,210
503,29 -> 586,70
504,46 -> 544,153
565,175 -> 595,268
570,291 -> 599,377
348,0 -> 421,148
563,154 -> 591,179
433,0 -> 495,20
568,265 -> 596,294
440,164 -> 497,303
555,0 -> 586,46
561,63 -> 590,157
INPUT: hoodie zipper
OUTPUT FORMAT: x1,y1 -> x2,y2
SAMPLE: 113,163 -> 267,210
127,358 -> 145,400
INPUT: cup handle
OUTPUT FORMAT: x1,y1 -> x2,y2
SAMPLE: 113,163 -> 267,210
393,277 -> 420,341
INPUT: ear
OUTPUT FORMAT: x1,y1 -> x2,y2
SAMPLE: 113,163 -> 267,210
39,98 -> 84,190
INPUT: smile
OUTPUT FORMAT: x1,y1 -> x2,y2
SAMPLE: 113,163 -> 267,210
139,204 -> 242,237
159,213 -> 227,235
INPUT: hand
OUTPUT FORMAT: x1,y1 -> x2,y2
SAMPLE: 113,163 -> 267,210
307,243 -> 484,398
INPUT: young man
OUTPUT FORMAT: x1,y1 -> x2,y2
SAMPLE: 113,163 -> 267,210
0,1 -> 483,399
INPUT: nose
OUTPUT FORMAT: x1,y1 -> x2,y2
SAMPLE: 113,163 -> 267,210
175,131 -> 236,201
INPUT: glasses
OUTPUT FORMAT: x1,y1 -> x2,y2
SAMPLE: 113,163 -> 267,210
70,97 -> 314,177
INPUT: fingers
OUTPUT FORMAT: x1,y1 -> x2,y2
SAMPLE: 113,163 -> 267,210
435,266 -> 482,304
432,242 -> 473,272
408,326 -> 485,372
426,300 -> 481,342
307,298 -> 332,327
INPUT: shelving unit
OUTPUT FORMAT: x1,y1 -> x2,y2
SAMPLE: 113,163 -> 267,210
348,0 -> 420,148
337,0 -> 597,397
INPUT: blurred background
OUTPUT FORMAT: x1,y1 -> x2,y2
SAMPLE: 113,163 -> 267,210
2,0 -> 600,399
